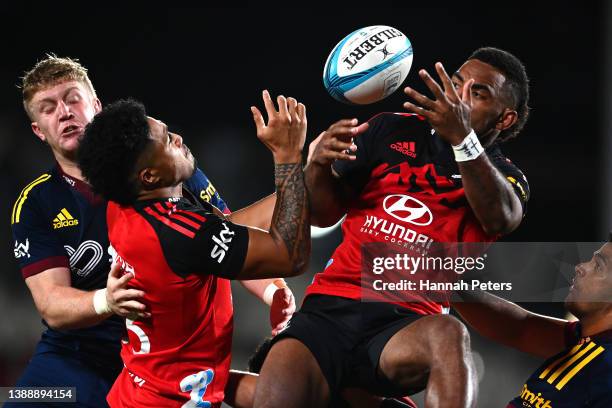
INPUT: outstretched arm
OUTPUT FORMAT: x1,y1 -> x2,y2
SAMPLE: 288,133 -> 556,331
452,290 -> 568,359
232,91 -> 310,280
403,62 -> 523,235
304,120 -> 368,227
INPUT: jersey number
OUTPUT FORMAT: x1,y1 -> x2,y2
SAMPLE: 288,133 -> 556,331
180,369 -> 214,408
124,318 -> 151,354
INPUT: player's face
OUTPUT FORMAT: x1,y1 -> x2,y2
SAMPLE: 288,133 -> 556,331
451,59 -> 517,145
29,80 -> 101,160
565,243 -> 612,318
145,117 -> 195,186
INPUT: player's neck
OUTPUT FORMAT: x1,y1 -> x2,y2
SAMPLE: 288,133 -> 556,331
580,308 -> 612,337
55,155 -> 84,181
138,185 -> 183,201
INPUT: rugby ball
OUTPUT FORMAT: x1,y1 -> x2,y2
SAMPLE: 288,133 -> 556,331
323,26 -> 413,105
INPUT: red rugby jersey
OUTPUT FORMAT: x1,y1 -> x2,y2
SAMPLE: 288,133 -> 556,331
305,113 -> 529,315
106,197 -> 248,408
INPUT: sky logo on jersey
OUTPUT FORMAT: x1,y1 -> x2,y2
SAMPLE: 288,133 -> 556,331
53,208 -> 79,229
211,222 -> 235,263
390,141 -> 416,158
14,239 -> 30,259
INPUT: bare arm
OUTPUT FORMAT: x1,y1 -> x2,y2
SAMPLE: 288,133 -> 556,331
25,263 -> 147,330
229,193 -> 276,230
304,120 -> 368,227
403,62 -> 523,235
232,92 -> 310,280
458,155 -> 523,235
452,290 -> 568,359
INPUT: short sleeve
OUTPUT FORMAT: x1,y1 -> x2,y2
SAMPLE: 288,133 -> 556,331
142,202 -> 248,279
490,154 -> 530,214
11,193 -> 69,279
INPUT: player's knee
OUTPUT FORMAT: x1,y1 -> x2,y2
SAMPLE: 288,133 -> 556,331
427,315 -> 471,360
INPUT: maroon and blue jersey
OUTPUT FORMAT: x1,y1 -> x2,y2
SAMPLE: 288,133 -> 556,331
508,322 -> 612,407
305,113 -> 529,314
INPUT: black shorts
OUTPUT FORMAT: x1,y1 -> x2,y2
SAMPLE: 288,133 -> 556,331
271,294 -> 425,400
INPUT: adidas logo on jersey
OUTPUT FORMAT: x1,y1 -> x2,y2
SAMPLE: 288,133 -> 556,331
53,208 -> 79,229
390,141 -> 416,158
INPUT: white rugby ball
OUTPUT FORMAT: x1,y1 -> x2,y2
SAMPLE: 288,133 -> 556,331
323,25 -> 413,105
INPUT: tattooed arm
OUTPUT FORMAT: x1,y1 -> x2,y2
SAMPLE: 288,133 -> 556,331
229,90 -> 310,280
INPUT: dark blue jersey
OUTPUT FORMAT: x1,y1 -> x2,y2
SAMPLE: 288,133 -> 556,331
10,164 -> 228,366
508,322 -> 612,408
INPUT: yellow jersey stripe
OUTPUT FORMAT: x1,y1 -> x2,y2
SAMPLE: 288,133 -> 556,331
11,174 -> 51,224
556,346 -> 605,390
539,343 -> 582,379
547,342 -> 596,384
60,208 -> 73,220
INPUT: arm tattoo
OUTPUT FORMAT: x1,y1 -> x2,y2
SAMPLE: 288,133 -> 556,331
272,163 -> 310,273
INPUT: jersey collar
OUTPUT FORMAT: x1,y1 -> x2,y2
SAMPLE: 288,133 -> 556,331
54,163 -> 104,205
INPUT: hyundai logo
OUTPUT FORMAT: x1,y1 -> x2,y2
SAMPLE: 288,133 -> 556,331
382,194 -> 433,226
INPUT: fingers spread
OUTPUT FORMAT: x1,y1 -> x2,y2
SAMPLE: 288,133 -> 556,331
251,106 -> 265,131
435,62 -> 459,101
418,69 -> 445,101
404,86 -> 435,110
262,89 -> 276,119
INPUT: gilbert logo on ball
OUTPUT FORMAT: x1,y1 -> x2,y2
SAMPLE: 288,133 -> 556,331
323,26 -> 413,105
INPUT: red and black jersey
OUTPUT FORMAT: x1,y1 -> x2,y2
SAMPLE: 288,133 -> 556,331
105,197 -> 248,408
305,113 -> 529,315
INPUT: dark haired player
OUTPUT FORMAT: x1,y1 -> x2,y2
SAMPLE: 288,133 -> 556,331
9,56 -> 295,407
453,241 -> 612,407
77,93 -> 310,407
253,47 -> 531,408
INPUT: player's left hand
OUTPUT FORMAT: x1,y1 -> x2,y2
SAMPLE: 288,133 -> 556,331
269,287 -> 296,336
403,62 -> 475,145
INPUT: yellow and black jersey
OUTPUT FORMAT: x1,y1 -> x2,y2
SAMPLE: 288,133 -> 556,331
508,322 -> 612,407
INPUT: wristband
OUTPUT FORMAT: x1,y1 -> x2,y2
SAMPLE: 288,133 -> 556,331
93,288 -> 112,315
263,279 -> 288,305
452,130 -> 484,162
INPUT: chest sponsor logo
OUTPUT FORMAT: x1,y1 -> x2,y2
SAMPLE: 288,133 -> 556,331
360,194 -> 434,253
383,194 -> 433,226
53,208 -> 79,229
211,222 -> 235,263
14,239 -> 30,259
200,181 -> 218,204
518,384 -> 552,408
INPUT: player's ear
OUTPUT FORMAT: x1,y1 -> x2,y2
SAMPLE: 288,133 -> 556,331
139,167 -> 161,190
496,108 -> 517,132
31,122 -> 46,143
93,98 -> 102,114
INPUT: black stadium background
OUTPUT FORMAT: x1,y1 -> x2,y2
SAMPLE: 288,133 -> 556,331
0,4 -> 609,406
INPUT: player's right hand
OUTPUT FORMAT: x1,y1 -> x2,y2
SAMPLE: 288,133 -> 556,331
106,262 -> 149,319
306,119 -> 368,167
251,90 -> 306,163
